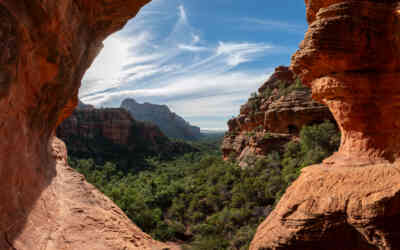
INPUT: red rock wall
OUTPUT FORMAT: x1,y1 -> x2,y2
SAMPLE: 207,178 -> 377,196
221,66 -> 333,167
56,107 -> 195,162
250,1 -> 400,249
0,1 -> 178,249
58,108 -> 138,146
292,0 -> 400,165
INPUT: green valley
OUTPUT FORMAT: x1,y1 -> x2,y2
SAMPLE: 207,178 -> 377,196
68,121 -> 339,250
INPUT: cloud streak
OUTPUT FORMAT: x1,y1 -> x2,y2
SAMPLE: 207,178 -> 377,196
238,17 -> 307,34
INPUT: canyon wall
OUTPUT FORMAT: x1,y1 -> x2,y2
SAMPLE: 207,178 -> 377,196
221,66 -> 333,167
0,0 -> 177,249
250,1 -> 400,249
121,98 -> 202,141
57,106 -> 196,167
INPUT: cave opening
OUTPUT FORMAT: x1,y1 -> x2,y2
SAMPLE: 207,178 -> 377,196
55,0 -> 312,249
50,0 -> 400,249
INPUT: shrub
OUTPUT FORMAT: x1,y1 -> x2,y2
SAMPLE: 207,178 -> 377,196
263,132 -> 272,140
250,92 -> 258,99
281,120 -> 340,188
246,131 -> 256,137
261,86 -> 273,99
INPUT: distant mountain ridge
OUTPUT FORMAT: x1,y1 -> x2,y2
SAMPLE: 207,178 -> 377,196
121,98 -> 202,140
77,100 -> 94,110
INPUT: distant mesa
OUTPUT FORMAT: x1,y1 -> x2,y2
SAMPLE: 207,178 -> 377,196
121,98 -> 202,141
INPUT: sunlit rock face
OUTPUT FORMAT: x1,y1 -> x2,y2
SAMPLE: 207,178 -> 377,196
0,1 -> 177,249
221,66 -> 333,167
250,1 -> 400,249
293,0 -> 400,165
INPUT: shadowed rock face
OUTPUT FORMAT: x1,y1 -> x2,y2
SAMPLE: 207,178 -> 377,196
0,1 -> 177,249
121,98 -> 202,141
57,108 -> 166,153
250,1 -> 400,249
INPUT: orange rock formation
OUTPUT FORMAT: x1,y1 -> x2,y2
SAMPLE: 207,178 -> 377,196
222,66 -> 333,167
293,0 -> 400,166
0,1 -> 177,249
250,1 -> 400,249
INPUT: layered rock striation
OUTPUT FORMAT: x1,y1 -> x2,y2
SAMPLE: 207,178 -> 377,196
222,66 -> 333,167
57,106 -> 196,166
0,0 -> 178,249
121,98 -> 202,141
250,1 -> 400,249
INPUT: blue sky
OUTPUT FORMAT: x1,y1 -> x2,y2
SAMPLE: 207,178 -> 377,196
79,0 -> 307,130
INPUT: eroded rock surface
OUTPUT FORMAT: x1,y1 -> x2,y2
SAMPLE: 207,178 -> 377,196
250,1 -> 400,249
251,163 -> 400,250
293,0 -> 400,165
221,66 -> 333,167
9,137 -> 177,250
0,0 -> 175,249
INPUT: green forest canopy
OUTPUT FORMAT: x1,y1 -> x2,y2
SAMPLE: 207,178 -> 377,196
68,121 -> 340,250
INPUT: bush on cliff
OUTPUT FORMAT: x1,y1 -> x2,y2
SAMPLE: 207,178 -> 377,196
281,120 -> 340,187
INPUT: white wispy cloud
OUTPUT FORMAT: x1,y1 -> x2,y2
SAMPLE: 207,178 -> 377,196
216,42 -> 274,66
239,17 -> 306,33
80,1 -> 291,129
178,44 -> 209,52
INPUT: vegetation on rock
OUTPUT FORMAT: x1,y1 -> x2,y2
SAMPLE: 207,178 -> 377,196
222,66 -> 334,166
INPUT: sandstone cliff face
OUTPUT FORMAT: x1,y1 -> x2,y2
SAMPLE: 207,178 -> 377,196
10,137 -> 176,250
58,108 -> 163,154
121,98 -> 202,141
222,66 -> 333,167
250,1 -> 400,249
57,107 -> 196,165
0,0 -> 176,249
